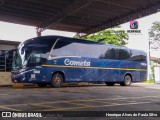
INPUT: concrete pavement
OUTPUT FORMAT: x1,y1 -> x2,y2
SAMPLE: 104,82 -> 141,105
132,83 -> 160,90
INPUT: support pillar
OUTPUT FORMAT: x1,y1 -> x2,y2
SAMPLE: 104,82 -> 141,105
36,28 -> 42,37
36,31 -> 41,37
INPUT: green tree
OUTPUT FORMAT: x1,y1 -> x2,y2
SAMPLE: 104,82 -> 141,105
75,29 -> 129,46
149,21 -> 160,50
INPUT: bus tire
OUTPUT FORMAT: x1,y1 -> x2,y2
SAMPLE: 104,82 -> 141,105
37,83 -> 47,88
51,73 -> 63,88
105,82 -> 115,86
120,75 -> 132,86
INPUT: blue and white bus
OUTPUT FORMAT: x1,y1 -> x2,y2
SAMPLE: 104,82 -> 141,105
11,36 -> 147,87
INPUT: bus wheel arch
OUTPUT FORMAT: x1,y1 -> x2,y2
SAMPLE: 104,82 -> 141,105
51,71 -> 65,88
37,83 -> 48,88
105,82 -> 115,86
120,73 -> 132,86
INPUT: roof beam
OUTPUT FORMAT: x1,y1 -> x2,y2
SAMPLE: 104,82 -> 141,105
82,1 -> 160,35
37,0 -> 94,32
0,7 -> 48,21
65,16 -> 99,26
0,0 -> 10,6
96,0 -> 135,9
0,0 -> 5,6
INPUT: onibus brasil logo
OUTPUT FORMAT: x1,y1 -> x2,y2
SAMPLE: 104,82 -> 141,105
1,112 -> 42,118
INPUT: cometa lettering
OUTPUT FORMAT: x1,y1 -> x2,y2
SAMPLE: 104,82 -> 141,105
64,59 -> 90,66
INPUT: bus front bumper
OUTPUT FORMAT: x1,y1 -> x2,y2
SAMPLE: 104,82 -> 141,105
11,73 -> 36,83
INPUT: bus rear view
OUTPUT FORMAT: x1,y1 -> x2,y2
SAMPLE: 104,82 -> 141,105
11,36 -> 147,88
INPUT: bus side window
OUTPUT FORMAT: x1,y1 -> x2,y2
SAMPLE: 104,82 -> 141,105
53,40 -> 74,56
103,46 -> 109,59
118,49 -> 131,60
74,43 -> 90,57
63,42 -> 74,56
90,44 -> 100,58
101,46 -> 119,60
98,45 -> 106,59
129,50 -> 142,62
141,54 -> 147,62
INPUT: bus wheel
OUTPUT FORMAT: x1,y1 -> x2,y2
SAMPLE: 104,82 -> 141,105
37,83 -> 47,88
120,75 -> 132,86
51,73 -> 63,88
105,82 -> 115,86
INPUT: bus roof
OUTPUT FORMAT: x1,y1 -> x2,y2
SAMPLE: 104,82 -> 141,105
29,35 -> 101,44
25,35 -> 146,54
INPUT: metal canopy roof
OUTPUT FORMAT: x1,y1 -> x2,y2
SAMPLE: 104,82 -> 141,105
0,0 -> 160,35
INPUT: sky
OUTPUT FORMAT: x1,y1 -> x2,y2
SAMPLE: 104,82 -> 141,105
0,22 -> 76,41
121,11 -> 160,58
0,11 -> 160,57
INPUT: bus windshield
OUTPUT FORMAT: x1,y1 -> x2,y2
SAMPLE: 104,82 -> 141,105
12,51 -> 22,69
12,44 -> 50,69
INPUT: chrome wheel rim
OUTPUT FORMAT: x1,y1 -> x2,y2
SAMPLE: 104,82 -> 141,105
125,76 -> 131,85
53,76 -> 61,85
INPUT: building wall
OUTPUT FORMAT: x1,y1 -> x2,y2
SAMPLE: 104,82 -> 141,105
0,44 -> 17,50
